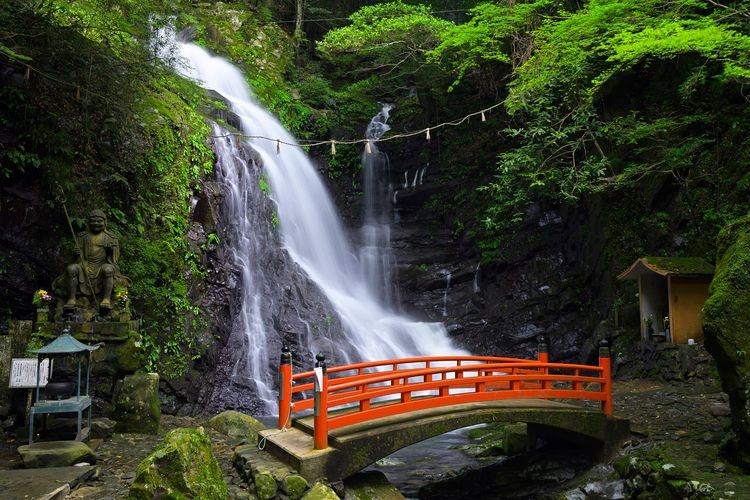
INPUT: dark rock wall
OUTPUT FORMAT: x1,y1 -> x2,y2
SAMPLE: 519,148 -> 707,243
177,128 -> 343,416
327,143 -> 609,363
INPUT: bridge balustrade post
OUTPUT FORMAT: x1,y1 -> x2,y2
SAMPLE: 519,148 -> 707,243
278,344 -> 292,430
599,340 -> 613,416
538,336 -> 549,390
537,336 -> 549,364
313,353 -> 329,449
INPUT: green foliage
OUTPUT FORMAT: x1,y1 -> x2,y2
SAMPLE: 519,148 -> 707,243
317,1 -> 452,99
258,175 -> 271,196
429,0 -> 555,91
0,0 -> 216,377
428,0 -> 750,257
318,1 -> 452,63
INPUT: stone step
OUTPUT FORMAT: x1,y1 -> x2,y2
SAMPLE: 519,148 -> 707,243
0,465 -> 96,500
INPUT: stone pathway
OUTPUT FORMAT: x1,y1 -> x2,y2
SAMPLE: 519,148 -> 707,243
612,378 -> 750,498
64,415 -> 251,499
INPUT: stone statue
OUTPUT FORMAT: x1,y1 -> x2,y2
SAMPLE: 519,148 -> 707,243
56,209 -> 131,318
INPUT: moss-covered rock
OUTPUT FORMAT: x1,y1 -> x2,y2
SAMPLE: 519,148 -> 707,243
116,332 -> 145,374
17,440 -> 96,468
254,471 -> 277,499
126,426 -> 228,500
302,481 -> 339,500
703,215 -> 750,470
112,372 -> 160,434
282,474 -> 309,500
503,423 -> 528,455
343,471 -> 404,500
207,410 -> 266,443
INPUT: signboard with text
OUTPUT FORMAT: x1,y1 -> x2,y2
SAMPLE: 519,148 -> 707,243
9,358 -> 51,388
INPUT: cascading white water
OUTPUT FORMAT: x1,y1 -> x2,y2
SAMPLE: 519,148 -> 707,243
442,271 -> 452,317
171,38 -> 467,406
211,125 -> 275,410
360,104 -> 396,306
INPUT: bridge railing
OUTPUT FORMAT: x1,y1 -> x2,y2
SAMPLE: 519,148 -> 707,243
277,339 -> 612,449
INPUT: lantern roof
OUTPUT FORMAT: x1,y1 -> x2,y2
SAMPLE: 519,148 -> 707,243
31,333 -> 99,355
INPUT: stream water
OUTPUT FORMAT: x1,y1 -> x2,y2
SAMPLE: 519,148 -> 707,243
166,35 -> 467,413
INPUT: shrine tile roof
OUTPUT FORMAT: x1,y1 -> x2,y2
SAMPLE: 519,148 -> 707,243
618,257 -> 715,280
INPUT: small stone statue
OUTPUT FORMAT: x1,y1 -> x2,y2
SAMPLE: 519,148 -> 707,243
55,209 -> 131,320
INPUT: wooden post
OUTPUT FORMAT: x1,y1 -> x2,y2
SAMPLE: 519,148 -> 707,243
537,336 -> 549,363
538,336 -> 549,390
278,345 -> 292,430
599,339 -> 613,416
313,353 -> 328,449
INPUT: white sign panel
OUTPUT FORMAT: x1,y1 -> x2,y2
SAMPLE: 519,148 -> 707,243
9,358 -> 51,388
314,366 -> 324,392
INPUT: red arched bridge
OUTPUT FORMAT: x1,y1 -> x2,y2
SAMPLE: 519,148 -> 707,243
257,340 -> 629,482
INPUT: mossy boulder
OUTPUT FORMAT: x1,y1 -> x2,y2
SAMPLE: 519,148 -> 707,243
207,410 -> 266,443
17,440 -> 96,468
343,471 -> 404,500
703,215 -> 750,470
115,333 -> 145,374
126,427 -> 228,500
254,471 -> 277,499
302,481 -> 339,500
112,372 -> 160,434
282,474 -> 310,500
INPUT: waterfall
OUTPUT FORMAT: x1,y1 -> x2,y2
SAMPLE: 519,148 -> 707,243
170,38 -> 467,410
211,126 -> 275,410
360,104 -> 396,306
442,271 -> 452,318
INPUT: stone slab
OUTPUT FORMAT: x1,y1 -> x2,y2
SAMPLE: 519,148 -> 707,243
0,465 -> 96,500
18,440 -> 97,468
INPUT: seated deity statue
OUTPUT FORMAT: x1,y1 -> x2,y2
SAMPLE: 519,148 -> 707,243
57,209 -> 131,315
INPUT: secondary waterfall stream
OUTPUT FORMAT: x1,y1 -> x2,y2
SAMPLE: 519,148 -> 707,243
169,37 -> 467,413
360,104 -> 396,307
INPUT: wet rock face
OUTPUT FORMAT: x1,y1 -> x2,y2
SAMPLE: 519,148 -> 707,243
0,182 -> 67,330
387,161 -> 600,361
323,141 -> 606,362
185,132 -> 343,416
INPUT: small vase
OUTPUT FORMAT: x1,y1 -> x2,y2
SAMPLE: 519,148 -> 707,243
36,307 -> 49,323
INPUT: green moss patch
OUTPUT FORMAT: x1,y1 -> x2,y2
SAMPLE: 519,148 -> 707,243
127,427 -> 227,500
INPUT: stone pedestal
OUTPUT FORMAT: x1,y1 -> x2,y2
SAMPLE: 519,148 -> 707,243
112,372 -> 160,434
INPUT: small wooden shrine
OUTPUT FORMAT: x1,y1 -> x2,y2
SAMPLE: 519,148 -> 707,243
618,257 -> 715,344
